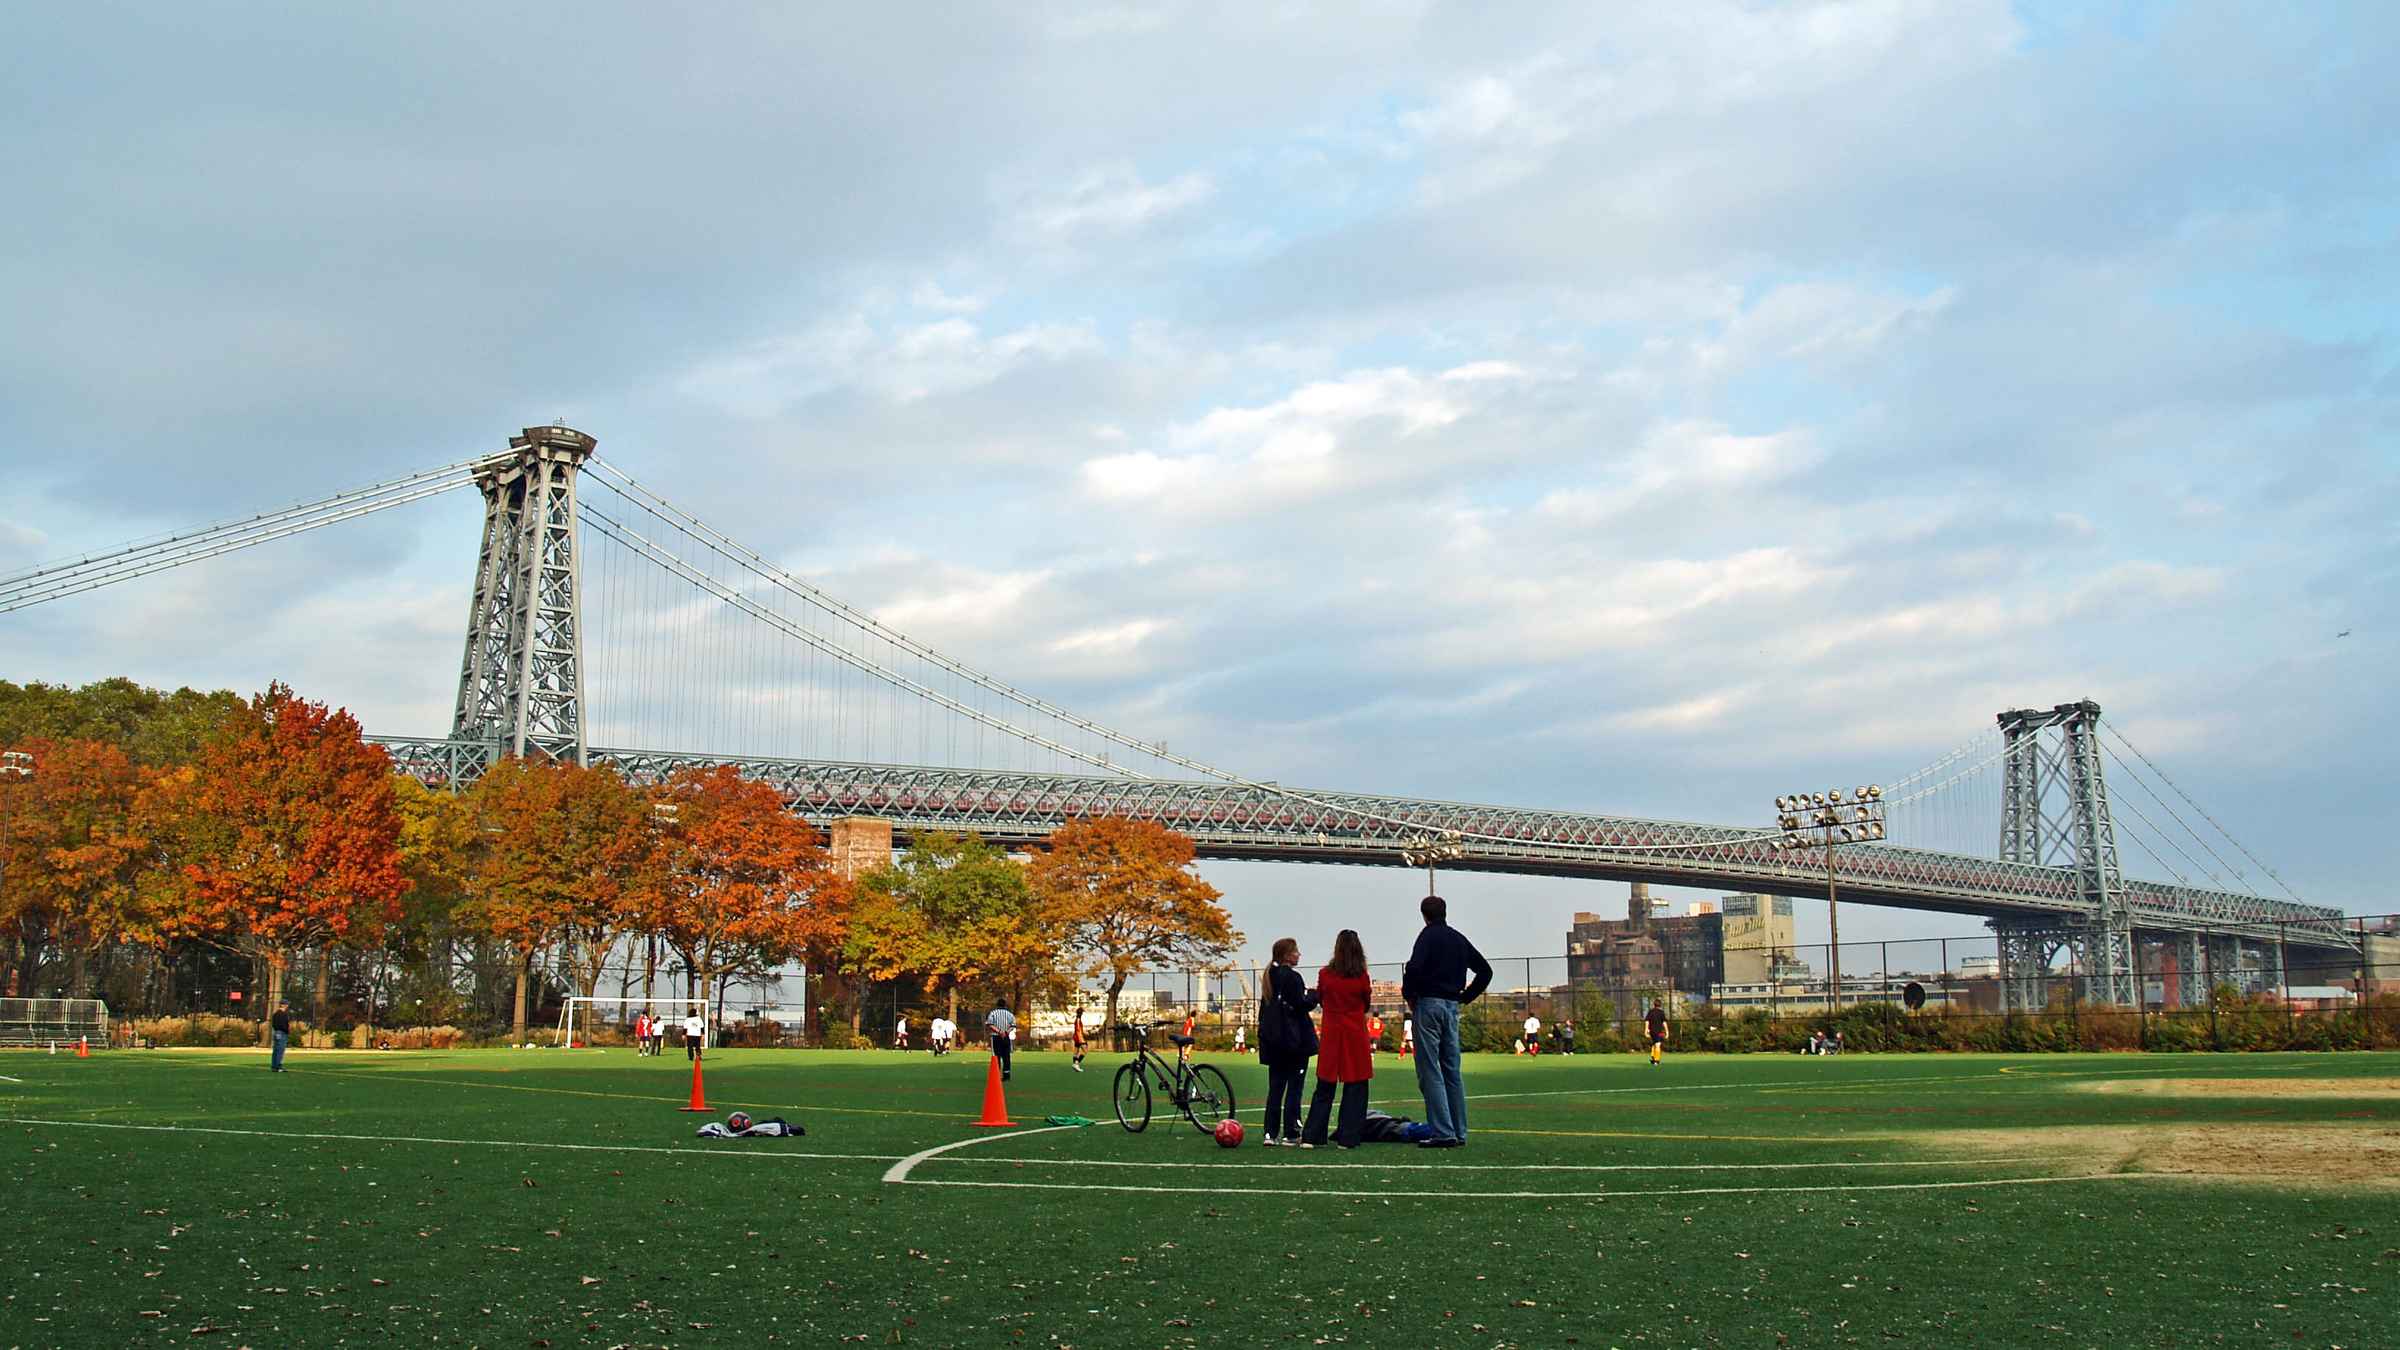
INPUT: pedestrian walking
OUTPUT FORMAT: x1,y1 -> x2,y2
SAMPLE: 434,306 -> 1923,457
1400,894 -> 1491,1149
1256,937 -> 1320,1146
1646,999 -> 1670,1066
986,1000 -> 1017,1081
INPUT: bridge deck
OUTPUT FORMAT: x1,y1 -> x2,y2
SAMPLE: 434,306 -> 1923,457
371,737 -> 2355,950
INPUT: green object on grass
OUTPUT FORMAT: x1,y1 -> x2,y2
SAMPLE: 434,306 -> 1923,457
1043,1113 -> 1097,1126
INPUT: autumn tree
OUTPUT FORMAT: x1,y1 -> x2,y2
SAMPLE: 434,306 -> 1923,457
163,683 -> 410,1019
0,739 -> 162,997
1026,817 -> 1239,1030
844,832 -> 1054,1024
650,764 -> 846,1012
461,757 -> 657,1040
385,774 -> 478,1027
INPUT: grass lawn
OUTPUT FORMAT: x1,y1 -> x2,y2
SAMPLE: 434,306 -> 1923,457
4,1044 -> 2396,1347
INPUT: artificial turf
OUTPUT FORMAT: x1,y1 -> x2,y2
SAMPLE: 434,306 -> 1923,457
3,1045 -> 2394,1347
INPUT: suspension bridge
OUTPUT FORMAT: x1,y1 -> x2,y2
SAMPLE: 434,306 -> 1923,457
3,425 -> 2360,1008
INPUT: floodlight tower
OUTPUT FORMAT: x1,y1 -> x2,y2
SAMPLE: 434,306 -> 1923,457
1772,785 -> 1887,1010
1400,832 -> 1467,895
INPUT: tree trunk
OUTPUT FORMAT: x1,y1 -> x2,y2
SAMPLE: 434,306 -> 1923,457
946,981 -> 959,1025
313,954 -> 330,1023
262,949 -> 286,1046
1105,971 -> 1127,1032
511,953 -> 529,1042
642,934 -> 657,1002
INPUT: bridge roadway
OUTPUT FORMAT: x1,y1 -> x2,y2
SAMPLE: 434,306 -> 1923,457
373,736 -> 2355,951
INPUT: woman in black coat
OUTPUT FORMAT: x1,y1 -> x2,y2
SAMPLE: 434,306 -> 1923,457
1256,936 -> 1320,1146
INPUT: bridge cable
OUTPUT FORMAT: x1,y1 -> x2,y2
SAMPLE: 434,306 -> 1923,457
2096,742 -> 2250,892
2102,726 -> 2305,904
0,461 -> 503,613
585,475 -> 1792,854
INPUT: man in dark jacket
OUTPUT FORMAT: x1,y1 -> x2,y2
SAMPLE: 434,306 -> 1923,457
269,1001 -> 292,1073
1400,895 -> 1491,1148
1256,936 -> 1319,1146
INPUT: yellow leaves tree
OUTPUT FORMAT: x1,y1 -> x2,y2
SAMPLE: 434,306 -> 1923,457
1026,817 -> 1239,1030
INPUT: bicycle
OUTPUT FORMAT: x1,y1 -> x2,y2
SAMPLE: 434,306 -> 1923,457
1110,1022 -> 1236,1135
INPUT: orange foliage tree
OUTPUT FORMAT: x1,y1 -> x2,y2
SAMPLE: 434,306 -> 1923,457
462,757 -> 657,1039
649,764 -> 847,1012
1026,816 -> 1239,1030
163,684 -> 409,1017
0,739 -> 157,996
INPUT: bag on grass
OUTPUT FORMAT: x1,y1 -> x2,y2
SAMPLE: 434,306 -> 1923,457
696,1115 -> 805,1139
1359,1110 -> 1419,1143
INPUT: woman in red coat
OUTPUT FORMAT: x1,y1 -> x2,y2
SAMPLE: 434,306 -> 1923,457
1300,929 -> 1374,1149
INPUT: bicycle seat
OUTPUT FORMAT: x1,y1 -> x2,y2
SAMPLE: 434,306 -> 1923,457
1169,1034 -> 1195,1047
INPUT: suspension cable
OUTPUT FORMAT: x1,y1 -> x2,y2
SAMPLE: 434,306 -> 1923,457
2104,726 -> 2306,903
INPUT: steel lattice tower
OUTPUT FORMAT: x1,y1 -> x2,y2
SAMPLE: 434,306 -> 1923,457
450,425 -> 595,765
1993,700 -> 2130,1007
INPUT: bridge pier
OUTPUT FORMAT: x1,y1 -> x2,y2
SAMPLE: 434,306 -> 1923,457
1993,920 -> 2063,1014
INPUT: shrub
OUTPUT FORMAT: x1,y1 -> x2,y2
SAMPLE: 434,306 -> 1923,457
132,1013 -> 261,1047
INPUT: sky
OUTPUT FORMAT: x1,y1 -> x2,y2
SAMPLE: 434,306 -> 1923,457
3,1 -> 2394,968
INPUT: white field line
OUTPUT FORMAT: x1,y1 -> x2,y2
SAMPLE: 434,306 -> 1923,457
923,1154 -> 2051,1174
894,1171 -> 2164,1201
882,1124 -> 1081,1185
1460,1061 -> 2229,1104
3,1116 -> 901,1164
0,1073 -> 23,1083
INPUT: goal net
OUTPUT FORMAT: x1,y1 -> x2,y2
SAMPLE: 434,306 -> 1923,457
0,997 -> 111,1048
555,996 -> 716,1050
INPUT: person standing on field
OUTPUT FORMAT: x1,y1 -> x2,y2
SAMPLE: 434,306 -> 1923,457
632,1011 -> 648,1056
895,1014 -> 910,1051
269,1001 -> 292,1072
1071,1008 -> 1088,1073
1256,936 -> 1319,1147
1400,894 -> 1491,1149
1522,1011 -> 1541,1056
1645,999 -> 1669,1066
684,1010 -> 705,1061
1300,930 -> 1374,1149
986,1000 -> 1017,1081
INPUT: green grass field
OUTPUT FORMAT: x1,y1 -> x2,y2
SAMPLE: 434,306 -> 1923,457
5,1045 -> 2396,1348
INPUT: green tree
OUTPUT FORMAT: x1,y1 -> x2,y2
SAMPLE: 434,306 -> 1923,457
845,832 -> 1051,1024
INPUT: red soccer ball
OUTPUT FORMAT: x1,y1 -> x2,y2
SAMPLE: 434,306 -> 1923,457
1213,1118 -> 1245,1148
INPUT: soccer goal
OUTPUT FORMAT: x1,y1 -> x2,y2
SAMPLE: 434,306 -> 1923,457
555,996 -> 715,1051
0,997 -> 111,1048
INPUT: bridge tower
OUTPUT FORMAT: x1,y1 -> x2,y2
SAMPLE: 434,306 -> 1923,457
450,424 -> 596,765
1992,700 -> 2131,1008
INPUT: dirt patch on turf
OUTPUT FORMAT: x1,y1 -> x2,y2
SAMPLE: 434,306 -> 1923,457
1944,1123 -> 2400,1187
2070,1076 -> 2400,1099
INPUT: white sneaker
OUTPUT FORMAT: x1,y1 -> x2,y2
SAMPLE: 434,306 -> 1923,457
1072,1063 -> 1083,1073
1261,1136 -> 1279,1147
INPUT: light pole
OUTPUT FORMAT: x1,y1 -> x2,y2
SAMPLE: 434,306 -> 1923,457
1400,832 -> 1466,896
0,749 -> 29,999
1772,785 -> 1885,1011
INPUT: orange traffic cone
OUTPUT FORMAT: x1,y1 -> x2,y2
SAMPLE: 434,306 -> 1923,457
974,1054 -> 1014,1127
678,1056 -> 710,1113
76,1036 -> 89,1058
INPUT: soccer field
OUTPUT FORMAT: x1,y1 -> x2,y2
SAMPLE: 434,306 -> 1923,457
5,1047 -> 2395,1347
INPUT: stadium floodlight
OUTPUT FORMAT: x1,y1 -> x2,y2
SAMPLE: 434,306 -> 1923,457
1767,779 -> 1887,1013
0,748 -> 31,892
1399,831 -> 1467,893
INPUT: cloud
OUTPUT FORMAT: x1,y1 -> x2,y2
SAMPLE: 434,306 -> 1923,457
1006,163 -> 1216,244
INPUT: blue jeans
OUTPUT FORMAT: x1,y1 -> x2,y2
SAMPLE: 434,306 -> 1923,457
1412,998 -> 1467,1141
270,1031 -> 288,1071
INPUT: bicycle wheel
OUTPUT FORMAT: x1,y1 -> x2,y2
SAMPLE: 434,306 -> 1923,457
1112,1062 -> 1152,1133
1182,1063 -> 1235,1133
